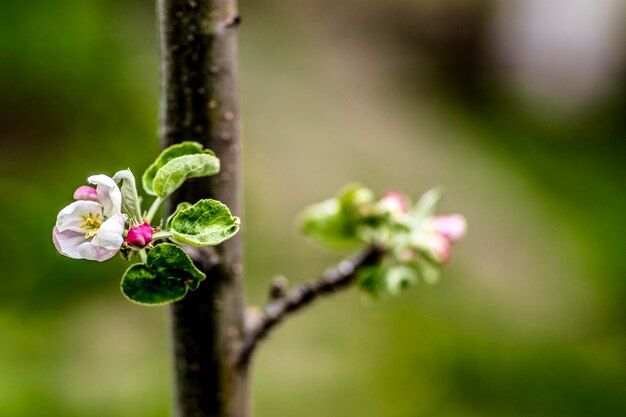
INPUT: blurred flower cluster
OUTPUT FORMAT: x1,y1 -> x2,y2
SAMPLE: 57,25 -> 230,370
298,185 -> 466,296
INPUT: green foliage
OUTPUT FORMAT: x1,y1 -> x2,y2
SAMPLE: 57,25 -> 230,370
121,243 -> 205,305
142,142 -> 218,197
410,187 -> 443,223
120,264 -> 187,305
165,202 -> 192,231
152,153 -> 220,198
297,184 -> 376,248
170,199 -> 240,246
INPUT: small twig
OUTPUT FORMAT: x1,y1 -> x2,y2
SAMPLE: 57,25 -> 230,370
237,246 -> 384,367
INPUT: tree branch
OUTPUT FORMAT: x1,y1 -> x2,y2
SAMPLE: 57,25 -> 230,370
237,246 -> 384,367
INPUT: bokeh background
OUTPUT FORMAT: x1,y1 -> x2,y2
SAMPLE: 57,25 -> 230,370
1,0 -> 625,416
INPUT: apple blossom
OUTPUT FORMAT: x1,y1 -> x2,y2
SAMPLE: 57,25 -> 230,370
378,190 -> 410,215
411,214 -> 467,263
53,174 -> 127,262
431,215 -> 467,241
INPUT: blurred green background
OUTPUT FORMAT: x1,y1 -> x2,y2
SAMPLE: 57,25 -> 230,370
1,0 -> 625,416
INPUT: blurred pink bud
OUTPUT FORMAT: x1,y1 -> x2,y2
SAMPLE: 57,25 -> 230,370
425,233 -> 452,263
73,186 -> 99,202
432,215 -> 467,242
380,190 -> 410,214
126,223 -> 153,247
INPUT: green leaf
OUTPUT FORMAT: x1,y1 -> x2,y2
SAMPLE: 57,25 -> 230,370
170,199 -> 240,246
411,187 -> 444,223
385,264 -> 418,295
142,142 -> 216,196
337,184 -> 375,221
120,244 -> 206,305
152,153 -> 220,198
358,265 -> 385,296
165,202 -> 193,231
147,243 -> 205,290
416,259 -> 441,285
298,198 -> 363,248
113,169 -> 143,222
121,264 -> 188,305
298,185 -> 376,249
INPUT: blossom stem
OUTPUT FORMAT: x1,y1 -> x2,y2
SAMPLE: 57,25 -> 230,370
138,249 -> 148,263
152,231 -> 172,240
145,197 -> 163,224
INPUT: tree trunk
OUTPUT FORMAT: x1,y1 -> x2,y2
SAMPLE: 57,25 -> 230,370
158,1 -> 248,416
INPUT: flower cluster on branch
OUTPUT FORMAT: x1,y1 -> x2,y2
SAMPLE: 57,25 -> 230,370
52,142 -> 239,305
53,144 -> 465,308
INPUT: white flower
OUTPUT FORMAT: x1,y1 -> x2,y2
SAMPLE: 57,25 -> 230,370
53,174 -> 127,262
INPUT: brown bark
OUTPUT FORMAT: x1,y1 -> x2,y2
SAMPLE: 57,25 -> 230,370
158,0 -> 247,416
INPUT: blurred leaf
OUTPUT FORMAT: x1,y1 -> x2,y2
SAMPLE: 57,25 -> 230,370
410,187 -> 444,223
298,185 -> 376,249
357,265 -> 384,296
385,264 -> 419,294
298,198 -> 362,248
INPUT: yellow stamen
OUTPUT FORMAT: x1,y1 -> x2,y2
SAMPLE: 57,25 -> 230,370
81,212 -> 103,238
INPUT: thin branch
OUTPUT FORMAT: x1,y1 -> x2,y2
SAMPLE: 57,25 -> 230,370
237,246 -> 384,367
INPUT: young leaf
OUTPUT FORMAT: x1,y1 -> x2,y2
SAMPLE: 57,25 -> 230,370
142,142 -> 215,196
337,184 -> 375,221
298,185 -> 376,248
170,199 -> 240,246
411,187 -> 444,223
152,153 -> 220,198
120,244 -> 206,305
113,169 -> 143,223
298,198 -> 363,248
147,243 -> 205,290
121,264 -> 188,305
165,202 -> 193,231
385,264 -> 418,295
358,265 -> 385,296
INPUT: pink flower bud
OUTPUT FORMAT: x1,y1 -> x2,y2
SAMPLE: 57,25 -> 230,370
380,190 -> 410,214
425,233 -> 452,263
125,223 -> 153,247
432,215 -> 467,242
73,186 -> 99,202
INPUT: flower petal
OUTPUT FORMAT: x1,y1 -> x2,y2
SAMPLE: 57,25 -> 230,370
55,200 -> 103,233
77,242 -> 119,262
77,214 -> 126,262
410,230 -> 452,263
432,214 -> 467,242
88,174 -> 122,218
53,227 -> 89,259
92,213 -> 126,250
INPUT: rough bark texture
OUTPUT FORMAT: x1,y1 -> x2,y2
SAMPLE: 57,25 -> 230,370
158,1 -> 247,416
